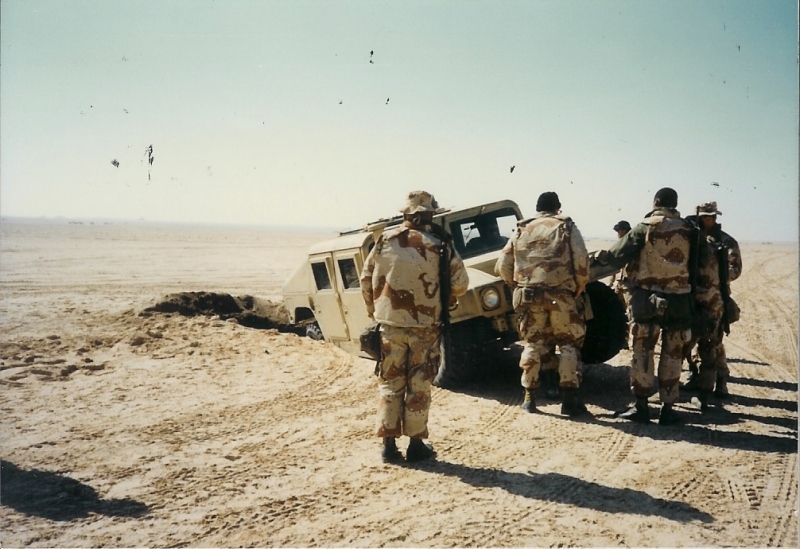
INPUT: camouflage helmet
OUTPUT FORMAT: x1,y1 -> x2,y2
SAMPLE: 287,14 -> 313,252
400,190 -> 439,214
697,201 -> 722,216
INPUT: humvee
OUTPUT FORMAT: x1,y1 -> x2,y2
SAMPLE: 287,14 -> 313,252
282,199 -> 626,386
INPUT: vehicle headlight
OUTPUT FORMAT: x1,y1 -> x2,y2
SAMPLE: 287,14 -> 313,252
480,287 -> 501,310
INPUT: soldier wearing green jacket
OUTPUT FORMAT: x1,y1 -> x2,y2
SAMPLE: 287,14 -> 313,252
600,187 -> 707,426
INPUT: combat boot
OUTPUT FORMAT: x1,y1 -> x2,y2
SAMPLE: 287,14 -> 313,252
521,387 -> 537,413
714,377 -> 730,399
692,390 -> 712,412
698,390 -> 711,411
618,397 -> 651,424
543,370 -> 560,400
682,371 -> 699,391
406,438 -> 436,462
561,388 -> 588,417
381,437 -> 402,463
658,403 -> 682,426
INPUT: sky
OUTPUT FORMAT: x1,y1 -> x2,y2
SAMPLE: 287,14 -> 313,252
1,0 -> 797,241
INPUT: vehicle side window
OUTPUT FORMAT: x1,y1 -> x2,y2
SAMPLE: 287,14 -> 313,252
311,262 -> 332,290
338,258 -> 360,289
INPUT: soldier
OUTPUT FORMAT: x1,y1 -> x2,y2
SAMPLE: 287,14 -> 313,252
600,188 -> 704,426
360,191 -> 469,463
496,191 -> 590,417
683,202 -> 742,401
610,220 -> 633,349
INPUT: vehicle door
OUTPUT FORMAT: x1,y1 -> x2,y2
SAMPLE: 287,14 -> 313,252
332,250 -> 370,343
308,254 -> 349,341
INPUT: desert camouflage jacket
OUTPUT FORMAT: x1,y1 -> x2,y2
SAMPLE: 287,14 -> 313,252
718,228 -> 742,282
695,237 -> 724,313
605,208 -> 697,295
695,226 -> 741,314
360,222 -> 469,328
496,212 -> 589,293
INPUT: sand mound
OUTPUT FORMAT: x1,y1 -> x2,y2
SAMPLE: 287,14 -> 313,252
141,292 -> 302,334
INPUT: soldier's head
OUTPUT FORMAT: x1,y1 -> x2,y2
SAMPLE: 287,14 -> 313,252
613,220 -> 631,238
697,201 -> 721,231
401,190 -> 438,226
536,191 -> 561,213
653,187 -> 678,209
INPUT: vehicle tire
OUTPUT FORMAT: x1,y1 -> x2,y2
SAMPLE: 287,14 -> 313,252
306,322 -> 324,341
434,317 -> 501,389
581,281 -> 628,364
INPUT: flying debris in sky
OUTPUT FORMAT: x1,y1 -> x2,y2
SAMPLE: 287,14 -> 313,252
386,97 -> 389,104
111,159 -> 119,168
711,182 -> 720,187
370,50 -> 374,64
510,165 -> 515,173
145,145 -> 154,181
145,145 -> 154,166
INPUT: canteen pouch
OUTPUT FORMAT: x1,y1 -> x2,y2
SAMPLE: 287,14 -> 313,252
359,321 -> 382,361
630,289 -> 669,322
725,297 -> 741,324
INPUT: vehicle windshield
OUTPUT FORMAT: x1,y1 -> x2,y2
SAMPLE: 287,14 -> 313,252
449,208 -> 519,259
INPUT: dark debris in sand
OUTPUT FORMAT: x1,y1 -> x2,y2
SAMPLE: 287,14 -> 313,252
142,292 -> 303,334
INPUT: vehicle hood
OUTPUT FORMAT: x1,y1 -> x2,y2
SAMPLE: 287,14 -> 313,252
462,251 -> 502,280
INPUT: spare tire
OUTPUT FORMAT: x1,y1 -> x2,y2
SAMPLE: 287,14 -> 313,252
581,281 -> 628,364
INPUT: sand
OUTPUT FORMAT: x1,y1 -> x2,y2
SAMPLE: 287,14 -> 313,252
1,218 -> 797,548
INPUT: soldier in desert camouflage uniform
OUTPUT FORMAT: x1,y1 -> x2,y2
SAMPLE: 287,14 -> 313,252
610,220 -> 633,349
683,201 -> 742,404
610,221 -> 633,305
600,188 -> 705,426
496,191 -> 590,417
701,202 -> 742,398
360,191 -> 469,463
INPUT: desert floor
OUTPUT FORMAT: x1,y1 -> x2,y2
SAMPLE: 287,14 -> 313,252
1,219 -> 797,548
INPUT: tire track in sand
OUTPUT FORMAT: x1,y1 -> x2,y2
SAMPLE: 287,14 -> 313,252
731,251 -> 798,380
760,453 -> 798,548
748,253 -> 798,372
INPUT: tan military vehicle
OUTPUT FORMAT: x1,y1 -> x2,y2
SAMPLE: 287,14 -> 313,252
282,199 -> 626,387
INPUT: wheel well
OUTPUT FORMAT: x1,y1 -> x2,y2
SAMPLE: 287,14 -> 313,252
294,307 -> 315,323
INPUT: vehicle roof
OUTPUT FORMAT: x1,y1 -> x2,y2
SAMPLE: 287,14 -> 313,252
307,199 -> 521,255
308,231 -> 373,255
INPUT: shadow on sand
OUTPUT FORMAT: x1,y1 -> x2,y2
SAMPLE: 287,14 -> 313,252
1,460 -> 149,521
444,360 -> 797,455
728,375 -> 797,393
409,460 -> 714,524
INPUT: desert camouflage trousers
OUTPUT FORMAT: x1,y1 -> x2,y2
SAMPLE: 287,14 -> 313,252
516,288 -> 585,390
684,299 -> 727,392
375,324 -> 441,439
631,322 -> 691,404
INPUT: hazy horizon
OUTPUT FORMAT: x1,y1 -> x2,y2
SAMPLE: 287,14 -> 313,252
3,213 -> 797,245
